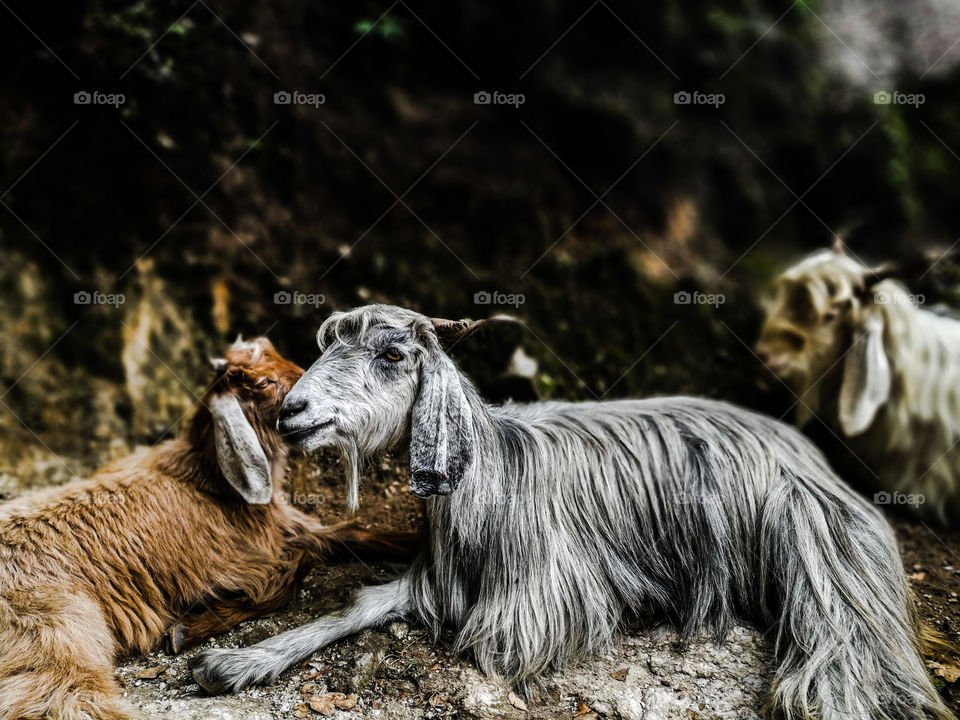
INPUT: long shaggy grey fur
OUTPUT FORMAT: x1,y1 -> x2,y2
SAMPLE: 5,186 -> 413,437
191,304 -> 951,720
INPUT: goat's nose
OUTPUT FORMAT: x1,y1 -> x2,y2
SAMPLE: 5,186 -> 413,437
279,397 -> 308,425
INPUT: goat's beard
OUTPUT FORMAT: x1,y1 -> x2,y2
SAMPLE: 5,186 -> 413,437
338,438 -> 361,512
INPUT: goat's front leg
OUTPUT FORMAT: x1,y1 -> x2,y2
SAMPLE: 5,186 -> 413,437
189,577 -> 411,694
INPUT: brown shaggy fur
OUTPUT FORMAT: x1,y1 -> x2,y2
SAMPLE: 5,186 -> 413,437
0,337 -> 414,720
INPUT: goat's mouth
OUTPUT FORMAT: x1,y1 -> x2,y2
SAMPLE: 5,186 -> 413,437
280,419 -> 335,446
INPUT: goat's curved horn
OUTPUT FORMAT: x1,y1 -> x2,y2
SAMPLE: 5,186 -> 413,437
431,315 -> 522,346
831,236 -> 846,254
862,249 -> 953,288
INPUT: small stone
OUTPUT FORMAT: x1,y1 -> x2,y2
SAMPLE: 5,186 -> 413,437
388,621 -> 409,640
508,691 -> 528,711
611,668 -> 629,682
134,665 -> 167,679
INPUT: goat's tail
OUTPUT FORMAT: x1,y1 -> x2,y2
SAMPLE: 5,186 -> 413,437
758,476 -> 952,720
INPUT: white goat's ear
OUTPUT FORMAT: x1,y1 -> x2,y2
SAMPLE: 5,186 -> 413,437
210,394 -> 273,504
409,351 -> 474,498
839,315 -> 891,436
209,357 -> 228,375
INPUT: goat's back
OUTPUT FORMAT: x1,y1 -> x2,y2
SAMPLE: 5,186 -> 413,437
0,439 -> 276,654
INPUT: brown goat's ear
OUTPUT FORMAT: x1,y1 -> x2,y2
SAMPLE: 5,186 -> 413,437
431,315 -> 521,347
210,394 -> 273,504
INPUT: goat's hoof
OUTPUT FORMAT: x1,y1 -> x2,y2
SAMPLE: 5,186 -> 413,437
188,652 -> 230,695
163,623 -> 186,655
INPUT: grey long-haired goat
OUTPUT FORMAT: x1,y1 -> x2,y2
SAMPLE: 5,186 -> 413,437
756,245 -> 960,523
191,304 -> 951,720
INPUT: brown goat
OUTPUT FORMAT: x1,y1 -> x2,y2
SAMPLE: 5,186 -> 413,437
0,337 -> 413,720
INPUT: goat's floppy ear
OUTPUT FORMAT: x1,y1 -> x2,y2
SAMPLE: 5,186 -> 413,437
409,350 -> 474,497
210,394 -> 273,504
839,314 -> 891,436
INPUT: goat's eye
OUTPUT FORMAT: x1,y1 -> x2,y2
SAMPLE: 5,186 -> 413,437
256,377 -> 277,387
381,348 -> 403,362
821,311 -> 838,323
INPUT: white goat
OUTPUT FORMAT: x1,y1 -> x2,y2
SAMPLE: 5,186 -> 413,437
756,246 -> 960,523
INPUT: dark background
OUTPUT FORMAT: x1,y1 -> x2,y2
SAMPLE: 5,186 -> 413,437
3,1 -> 960,453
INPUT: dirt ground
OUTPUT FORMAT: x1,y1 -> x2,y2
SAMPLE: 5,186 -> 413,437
110,450 -> 960,719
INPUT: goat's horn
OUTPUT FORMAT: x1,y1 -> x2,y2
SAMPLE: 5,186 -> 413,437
862,249 -> 954,287
831,236 -> 846,254
431,315 -> 522,346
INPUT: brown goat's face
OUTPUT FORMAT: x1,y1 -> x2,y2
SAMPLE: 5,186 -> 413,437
217,338 -> 305,424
